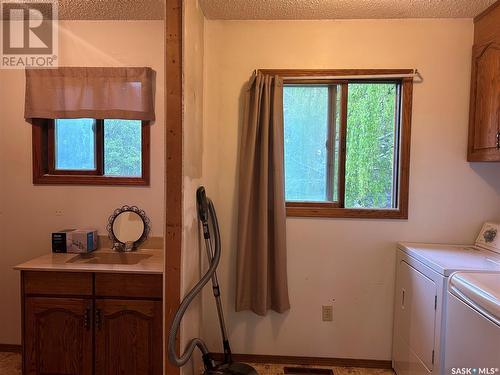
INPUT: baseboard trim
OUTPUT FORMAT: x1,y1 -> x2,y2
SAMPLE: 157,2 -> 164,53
0,344 -> 21,353
211,353 -> 392,369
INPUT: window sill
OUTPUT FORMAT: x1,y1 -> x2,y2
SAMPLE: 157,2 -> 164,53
33,174 -> 149,186
286,205 -> 408,219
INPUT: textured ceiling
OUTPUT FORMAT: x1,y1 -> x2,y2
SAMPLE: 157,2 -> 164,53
59,0 -> 164,20
2,0 -> 164,20
198,0 -> 497,20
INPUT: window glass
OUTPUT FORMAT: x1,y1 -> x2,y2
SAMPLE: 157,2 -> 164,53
284,85 -> 336,202
104,119 -> 142,177
55,118 -> 96,170
345,83 -> 398,209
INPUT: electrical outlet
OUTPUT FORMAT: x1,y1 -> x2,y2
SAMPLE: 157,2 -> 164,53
55,209 -> 64,216
322,305 -> 333,321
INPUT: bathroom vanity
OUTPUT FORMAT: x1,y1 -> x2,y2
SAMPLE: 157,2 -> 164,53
15,249 -> 163,375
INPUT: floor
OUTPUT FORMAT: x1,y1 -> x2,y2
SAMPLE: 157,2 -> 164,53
251,363 -> 394,375
0,352 -> 394,375
0,352 -> 21,375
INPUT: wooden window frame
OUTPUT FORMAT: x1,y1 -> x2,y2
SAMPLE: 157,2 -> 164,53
265,69 -> 413,219
32,118 -> 150,185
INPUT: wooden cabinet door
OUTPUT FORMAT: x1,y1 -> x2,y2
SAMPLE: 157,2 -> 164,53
468,42 -> 500,161
94,299 -> 162,375
24,297 -> 93,375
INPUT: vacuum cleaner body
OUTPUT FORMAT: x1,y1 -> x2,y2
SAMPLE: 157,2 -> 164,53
204,362 -> 259,375
168,187 -> 258,375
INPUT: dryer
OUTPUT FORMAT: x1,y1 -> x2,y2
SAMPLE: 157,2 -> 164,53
392,222 -> 500,375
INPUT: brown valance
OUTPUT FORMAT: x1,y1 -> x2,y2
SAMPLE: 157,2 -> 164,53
25,67 -> 155,121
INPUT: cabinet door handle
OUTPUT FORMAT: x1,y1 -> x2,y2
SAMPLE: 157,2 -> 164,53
95,309 -> 102,330
401,288 -> 406,309
84,308 -> 90,330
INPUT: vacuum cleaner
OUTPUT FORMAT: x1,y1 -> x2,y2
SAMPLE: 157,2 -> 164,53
167,186 -> 259,375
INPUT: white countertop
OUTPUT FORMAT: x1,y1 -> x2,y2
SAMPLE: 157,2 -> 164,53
14,248 -> 163,274
398,242 -> 500,276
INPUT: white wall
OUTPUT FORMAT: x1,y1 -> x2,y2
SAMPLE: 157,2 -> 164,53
0,20 -> 165,345
200,19 -> 500,360
181,1 -> 205,374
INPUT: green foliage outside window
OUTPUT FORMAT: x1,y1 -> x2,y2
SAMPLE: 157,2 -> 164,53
54,119 -> 142,177
345,83 -> 397,209
104,119 -> 142,177
284,82 -> 398,209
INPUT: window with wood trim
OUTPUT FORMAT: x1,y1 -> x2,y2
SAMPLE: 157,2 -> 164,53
274,70 -> 413,219
32,118 -> 150,185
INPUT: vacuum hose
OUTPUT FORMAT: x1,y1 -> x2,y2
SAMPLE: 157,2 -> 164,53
167,188 -> 221,370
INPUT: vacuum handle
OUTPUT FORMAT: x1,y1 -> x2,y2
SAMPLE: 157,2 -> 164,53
196,187 -> 210,239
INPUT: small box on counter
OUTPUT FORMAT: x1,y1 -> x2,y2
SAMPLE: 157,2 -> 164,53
52,229 -> 76,253
67,229 -> 98,253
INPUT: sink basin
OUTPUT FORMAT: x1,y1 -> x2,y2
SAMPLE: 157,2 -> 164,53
66,252 -> 152,265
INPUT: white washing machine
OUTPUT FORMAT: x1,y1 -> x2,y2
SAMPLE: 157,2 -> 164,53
392,222 -> 500,375
444,271 -> 500,372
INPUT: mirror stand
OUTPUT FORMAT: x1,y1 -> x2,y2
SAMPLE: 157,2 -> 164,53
107,205 -> 151,252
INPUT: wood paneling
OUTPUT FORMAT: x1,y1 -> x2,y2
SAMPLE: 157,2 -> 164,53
94,299 -> 162,375
164,0 -> 182,374
211,353 -> 393,370
95,273 -> 162,299
23,271 -> 93,296
24,297 -> 93,375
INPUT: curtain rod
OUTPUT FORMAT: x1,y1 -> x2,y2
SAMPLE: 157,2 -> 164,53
257,69 -> 423,83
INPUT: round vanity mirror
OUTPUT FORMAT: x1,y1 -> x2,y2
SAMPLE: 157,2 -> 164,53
107,206 -> 150,251
113,211 -> 144,242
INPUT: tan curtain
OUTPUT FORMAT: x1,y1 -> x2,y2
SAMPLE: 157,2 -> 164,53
25,67 -> 155,121
236,72 -> 290,316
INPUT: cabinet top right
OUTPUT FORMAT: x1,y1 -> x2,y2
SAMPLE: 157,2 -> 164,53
467,1 -> 500,162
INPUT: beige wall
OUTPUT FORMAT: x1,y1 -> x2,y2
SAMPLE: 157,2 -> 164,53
181,1 -> 205,374
200,19 -> 500,360
0,20 -> 165,345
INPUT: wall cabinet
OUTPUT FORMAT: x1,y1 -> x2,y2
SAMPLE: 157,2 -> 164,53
21,271 -> 163,375
467,3 -> 500,161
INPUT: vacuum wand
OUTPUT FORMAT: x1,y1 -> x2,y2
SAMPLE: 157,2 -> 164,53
197,186 -> 233,362
202,211 -> 232,363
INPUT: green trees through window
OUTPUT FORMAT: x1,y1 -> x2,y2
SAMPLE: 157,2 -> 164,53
346,83 -> 397,209
104,120 -> 142,177
284,81 -> 399,209
54,119 -> 142,177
